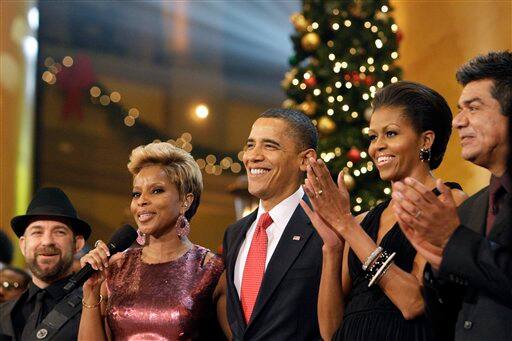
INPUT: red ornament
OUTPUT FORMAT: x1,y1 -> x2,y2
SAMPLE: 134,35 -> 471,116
347,147 -> 361,163
304,75 -> 317,87
365,75 -> 375,86
57,54 -> 97,120
396,29 -> 404,43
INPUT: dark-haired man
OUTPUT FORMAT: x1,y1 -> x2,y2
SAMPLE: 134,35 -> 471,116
393,51 -> 511,340
0,187 -> 91,341
0,266 -> 30,304
222,108 -> 323,340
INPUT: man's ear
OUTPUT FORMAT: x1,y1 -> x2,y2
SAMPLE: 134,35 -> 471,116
299,149 -> 317,172
74,235 -> 85,254
181,193 -> 195,215
422,130 -> 435,150
19,236 -> 26,257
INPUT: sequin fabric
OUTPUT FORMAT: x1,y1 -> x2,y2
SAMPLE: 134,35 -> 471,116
106,245 -> 224,341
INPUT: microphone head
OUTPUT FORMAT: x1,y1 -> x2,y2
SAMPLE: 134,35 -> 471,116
108,224 -> 138,254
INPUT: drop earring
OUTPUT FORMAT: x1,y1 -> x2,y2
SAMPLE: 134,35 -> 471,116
419,147 -> 431,163
136,229 -> 146,246
176,214 -> 190,238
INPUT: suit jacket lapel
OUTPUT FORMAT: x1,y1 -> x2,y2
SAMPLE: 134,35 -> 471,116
462,187 -> 510,243
464,188 -> 488,235
248,198 -> 313,325
227,209 -> 257,329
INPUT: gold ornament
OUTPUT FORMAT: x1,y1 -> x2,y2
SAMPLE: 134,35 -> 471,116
282,99 -> 296,109
298,100 -> 317,116
348,2 -> 363,18
343,173 -> 355,191
281,68 -> 298,89
301,32 -> 321,52
375,12 -> 388,21
364,107 -> 373,121
290,13 -> 309,32
317,116 -> 336,134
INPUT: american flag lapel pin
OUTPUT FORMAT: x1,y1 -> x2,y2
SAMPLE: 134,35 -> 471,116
292,235 -> 301,241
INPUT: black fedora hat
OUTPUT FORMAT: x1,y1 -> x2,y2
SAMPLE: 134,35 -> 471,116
11,187 -> 91,240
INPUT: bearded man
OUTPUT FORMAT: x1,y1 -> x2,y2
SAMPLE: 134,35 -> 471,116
0,187 -> 91,341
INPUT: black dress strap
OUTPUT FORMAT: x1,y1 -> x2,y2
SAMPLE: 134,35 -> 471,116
432,182 -> 462,196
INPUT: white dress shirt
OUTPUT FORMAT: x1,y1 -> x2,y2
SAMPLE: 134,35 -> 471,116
234,186 -> 305,297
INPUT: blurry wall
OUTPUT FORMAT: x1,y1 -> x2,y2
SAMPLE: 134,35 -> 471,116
393,0 -> 512,195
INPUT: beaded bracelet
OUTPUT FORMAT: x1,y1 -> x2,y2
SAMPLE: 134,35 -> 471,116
364,250 -> 390,280
362,246 -> 383,271
368,252 -> 396,287
82,294 -> 103,309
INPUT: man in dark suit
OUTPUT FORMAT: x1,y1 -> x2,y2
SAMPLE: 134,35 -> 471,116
0,187 -> 91,341
222,108 -> 323,340
392,51 -> 512,340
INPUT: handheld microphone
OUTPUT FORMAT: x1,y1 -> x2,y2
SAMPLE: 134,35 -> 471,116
63,224 -> 138,293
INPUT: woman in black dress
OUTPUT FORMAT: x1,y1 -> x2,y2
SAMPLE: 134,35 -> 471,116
300,81 -> 468,340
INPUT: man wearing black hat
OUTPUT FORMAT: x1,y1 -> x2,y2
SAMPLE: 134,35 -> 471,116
0,187 -> 91,341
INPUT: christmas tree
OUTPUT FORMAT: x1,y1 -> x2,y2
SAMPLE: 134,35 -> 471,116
282,0 -> 403,213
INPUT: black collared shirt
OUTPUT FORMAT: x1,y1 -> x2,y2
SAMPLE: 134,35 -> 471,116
12,275 -> 72,341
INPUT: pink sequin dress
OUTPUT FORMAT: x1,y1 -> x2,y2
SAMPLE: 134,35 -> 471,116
105,245 -> 225,341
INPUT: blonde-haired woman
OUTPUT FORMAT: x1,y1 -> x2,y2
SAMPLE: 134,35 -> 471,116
78,142 -> 229,340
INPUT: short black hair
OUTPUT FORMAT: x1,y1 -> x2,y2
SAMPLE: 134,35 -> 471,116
456,51 -> 512,117
0,231 -> 13,264
260,108 -> 318,151
372,81 -> 452,170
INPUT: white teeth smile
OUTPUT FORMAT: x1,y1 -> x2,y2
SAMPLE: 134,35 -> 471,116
138,213 -> 154,222
250,168 -> 269,175
377,156 -> 394,165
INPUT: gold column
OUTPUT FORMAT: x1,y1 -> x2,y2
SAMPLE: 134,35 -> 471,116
1,1 -> 38,266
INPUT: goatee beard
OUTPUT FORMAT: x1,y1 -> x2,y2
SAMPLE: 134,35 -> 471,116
28,252 -> 74,283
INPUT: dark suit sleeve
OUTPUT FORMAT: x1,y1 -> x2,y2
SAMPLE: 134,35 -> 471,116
222,225 -> 232,264
438,224 -> 512,306
222,226 -> 229,264
422,263 -> 463,341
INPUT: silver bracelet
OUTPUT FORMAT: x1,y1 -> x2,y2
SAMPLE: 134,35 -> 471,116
368,252 -> 396,287
362,246 -> 383,270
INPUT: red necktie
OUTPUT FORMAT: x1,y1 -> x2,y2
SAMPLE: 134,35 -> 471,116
240,212 -> 273,323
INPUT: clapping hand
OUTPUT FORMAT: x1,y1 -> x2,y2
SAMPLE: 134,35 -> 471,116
300,158 -> 355,248
392,178 -> 461,269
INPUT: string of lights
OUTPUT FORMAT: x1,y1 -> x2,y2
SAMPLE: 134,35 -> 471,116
41,55 -> 244,176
